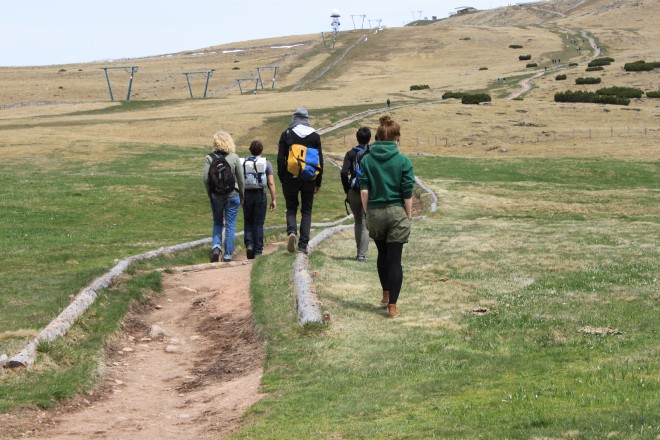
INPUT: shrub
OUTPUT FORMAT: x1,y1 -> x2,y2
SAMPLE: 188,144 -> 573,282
526,63 -> 538,68
554,90 -> 629,105
588,57 -> 614,67
509,44 -> 523,49
646,91 -> 660,98
410,84 -> 430,91
461,93 -> 491,104
442,91 -> 467,99
596,86 -> 643,99
592,95 -> 630,105
624,60 -> 657,71
585,66 -> 604,71
576,77 -> 601,85
459,37 -> 471,41
519,54 -> 532,61
555,74 -> 567,80
478,67 -> 488,70
569,62 -> 579,67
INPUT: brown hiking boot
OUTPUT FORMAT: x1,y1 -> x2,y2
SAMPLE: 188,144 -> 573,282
387,304 -> 399,318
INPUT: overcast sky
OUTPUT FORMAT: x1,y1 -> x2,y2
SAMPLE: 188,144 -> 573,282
1,0 -> 515,67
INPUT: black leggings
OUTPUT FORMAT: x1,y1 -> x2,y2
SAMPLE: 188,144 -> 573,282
374,240 -> 404,304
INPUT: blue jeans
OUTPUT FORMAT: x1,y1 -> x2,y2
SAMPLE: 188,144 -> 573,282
210,195 -> 240,260
243,190 -> 267,255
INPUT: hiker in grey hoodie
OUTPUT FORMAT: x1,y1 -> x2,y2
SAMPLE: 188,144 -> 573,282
277,107 -> 323,254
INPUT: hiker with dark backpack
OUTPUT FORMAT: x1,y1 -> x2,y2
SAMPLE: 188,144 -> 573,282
277,107 -> 323,254
241,140 -> 277,259
340,127 -> 371,262
203,130 -> 244,263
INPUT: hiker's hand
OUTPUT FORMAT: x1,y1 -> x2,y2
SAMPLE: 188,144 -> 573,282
270,200 -> 276,211
315,186 -> 321,194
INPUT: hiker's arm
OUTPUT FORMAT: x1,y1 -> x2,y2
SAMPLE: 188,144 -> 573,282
340,152 -> 351,194
404,197 -> 413,220
202,155 -> 212,197
267,174 -> 277,211
361,189 -> 369,214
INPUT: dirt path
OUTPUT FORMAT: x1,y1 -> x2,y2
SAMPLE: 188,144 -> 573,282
506,28 -> 601,100
4,254 -> 269,439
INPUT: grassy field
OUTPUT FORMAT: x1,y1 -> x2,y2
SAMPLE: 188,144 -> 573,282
1,0 -> 659,436
237,156 -> 659,439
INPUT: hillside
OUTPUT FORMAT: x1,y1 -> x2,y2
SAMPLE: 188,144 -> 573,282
0,0 -> 658,161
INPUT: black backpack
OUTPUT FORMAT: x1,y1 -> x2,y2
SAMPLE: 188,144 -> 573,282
349,146 -> 369,190
208,152 -> 236,195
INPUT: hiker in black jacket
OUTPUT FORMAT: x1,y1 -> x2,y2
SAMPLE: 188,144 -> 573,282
340,127 -> 371,262
277,107 -> 323,254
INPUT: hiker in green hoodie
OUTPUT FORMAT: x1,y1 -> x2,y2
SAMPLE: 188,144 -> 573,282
358,115 -> 415,318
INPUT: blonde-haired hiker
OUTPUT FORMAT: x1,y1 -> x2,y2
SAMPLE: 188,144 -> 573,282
203,130 -> 244,262
358,115 -> 415,318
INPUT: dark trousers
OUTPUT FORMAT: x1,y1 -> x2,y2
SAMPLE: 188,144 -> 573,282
282,179 -> 316,251
243,189 -> 267,255
374,240 -> 404,304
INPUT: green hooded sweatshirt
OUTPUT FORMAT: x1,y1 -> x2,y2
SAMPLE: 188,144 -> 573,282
358,140 -> 415,209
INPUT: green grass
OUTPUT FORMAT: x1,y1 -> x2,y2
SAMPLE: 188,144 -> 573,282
0,271 -> 162,411
0,143 -> 348,362
232,155 -> 660,439
2,148 -> 658,438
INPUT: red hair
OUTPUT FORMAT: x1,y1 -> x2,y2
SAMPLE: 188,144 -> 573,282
376,115 -> 401,141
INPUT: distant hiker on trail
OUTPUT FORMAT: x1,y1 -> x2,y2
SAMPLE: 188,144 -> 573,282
203,129 -> 245,263
359,115 -> 415,318
340,126 -> 371,262
386,98 -> 391,109
241,140 -> 277,259
277,107 -> 323,255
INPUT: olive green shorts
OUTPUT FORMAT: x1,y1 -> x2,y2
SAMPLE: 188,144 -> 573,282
367,206 -> 411,243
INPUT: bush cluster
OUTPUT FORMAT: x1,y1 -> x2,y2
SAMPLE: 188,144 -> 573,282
410,84 -> 430,91
585,66 -> 604,72
588,57 -> 614,67
478,67 -> 488,70
526,63 -> 538,68
509,44 -> 523,49
569,62 -> 579,67
596,86 -> 643,99
442,91 -> 466,99
555,74 -> 567,80
554,90 -> 629,105
461,93 -> 492,104
519,55 -> 532,61
646,91 -> 660,98
624,60 -> 660,71
576,77 -> 601,85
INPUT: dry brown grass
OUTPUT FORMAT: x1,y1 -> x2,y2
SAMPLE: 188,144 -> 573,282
1,0 -> 658,164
